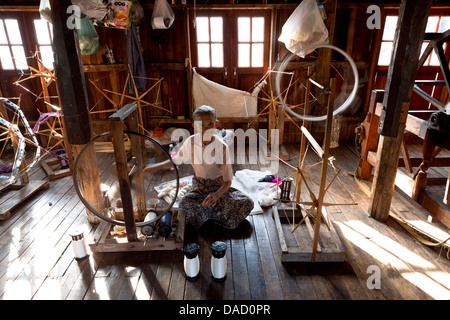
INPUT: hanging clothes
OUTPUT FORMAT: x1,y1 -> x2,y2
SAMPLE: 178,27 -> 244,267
127,22 -> 147,95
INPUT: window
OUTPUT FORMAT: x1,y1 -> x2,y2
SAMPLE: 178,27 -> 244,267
0,19 -> 27,70
191,10 -> 270,90
196,16 -> 224,68
237,17 -> 264,68
378,15 -> 450,66
33,19 -> 54,70
194,14 -> 267,69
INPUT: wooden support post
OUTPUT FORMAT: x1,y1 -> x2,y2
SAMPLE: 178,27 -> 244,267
312,78 -> 336,262
110,104 -> 139,242
377,0 -> 432,137
369,0 -> 432,221
50,0 -> 92,145
356,90 -> 383,180
313,0 -> 336,114
51,0 -> 103,223
73,144 -> 105,224
412,129 -> 436,201
127,107 -> 146,220
277,104 -> 290,160
296,78 -> 312,202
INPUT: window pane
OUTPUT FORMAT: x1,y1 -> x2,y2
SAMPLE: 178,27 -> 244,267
0,21 -> 8,45
438,16 -> 450,33
382,16 -> 398,41
40,45 -> 54,69
34,19 -> 51,45
197,43 -> 210,67
251,43 -> 263,67
427,42 -> 446,66
419,42 -> 430,64
429,50 -> 440,66
0,46 -> 14,69
238,43 -> 250,67
238,17 -> 250,42
378,41 -> 393,65
211,43 -> 223,67
252,17 -> 264,42
196,17 -> 209,42
49,22 -> 53,40
5,19 -> 22,45
11,45 -> 27,69
426,16 -> 439,33
210,17 -> 222,42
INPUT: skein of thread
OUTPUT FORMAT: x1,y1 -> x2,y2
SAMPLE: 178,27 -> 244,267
158,211 -> 173,236
141,211 -> 158,236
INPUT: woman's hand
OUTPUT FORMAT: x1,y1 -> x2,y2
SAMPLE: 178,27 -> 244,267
201,180 -> 231,207
202,192 -> 220,207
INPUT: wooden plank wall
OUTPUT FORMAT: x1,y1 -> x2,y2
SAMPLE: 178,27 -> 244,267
3,1 -> 445,144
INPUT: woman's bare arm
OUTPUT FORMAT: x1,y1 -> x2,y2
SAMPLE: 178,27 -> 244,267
143,159 -> 173,175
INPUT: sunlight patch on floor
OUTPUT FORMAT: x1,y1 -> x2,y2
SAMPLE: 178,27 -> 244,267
337,220 -> 450,299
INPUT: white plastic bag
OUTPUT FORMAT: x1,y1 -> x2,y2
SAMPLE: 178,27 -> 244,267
39,0 -> 52,23
278,0 -> 328,58
151,0 -> 175,30
71,0 -> 108,21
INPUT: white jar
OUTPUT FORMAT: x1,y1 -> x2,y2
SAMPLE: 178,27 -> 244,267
210,241 -> 227,282
69,230 -> 89,261
183,243 -> 200,281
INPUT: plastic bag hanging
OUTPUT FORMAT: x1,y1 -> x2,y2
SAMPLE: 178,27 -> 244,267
39,0 -> 52,23
151,0 -> 175,30
71,0 -> 108,21
77,18 -> 101,55
278,0 -> 328,58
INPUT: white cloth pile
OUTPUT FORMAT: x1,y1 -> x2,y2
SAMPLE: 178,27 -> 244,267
154,169 -> 279,215
232,169 -> 279,214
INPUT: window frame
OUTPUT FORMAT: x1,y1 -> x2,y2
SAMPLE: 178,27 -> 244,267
236,16 -> 266,68
376,8 -> 450,72
0,18 -> 28,70
32,18 -> 54,70
195,15 -> 225,68
189,9 -> 271,90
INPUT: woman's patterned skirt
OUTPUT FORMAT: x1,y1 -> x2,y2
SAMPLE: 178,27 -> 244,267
179,176 -> 254,229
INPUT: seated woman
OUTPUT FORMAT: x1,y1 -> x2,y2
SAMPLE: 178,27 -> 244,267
143,105 -> 254,230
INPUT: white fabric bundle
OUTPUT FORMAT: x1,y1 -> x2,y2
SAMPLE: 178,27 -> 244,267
192,69 -> 264,118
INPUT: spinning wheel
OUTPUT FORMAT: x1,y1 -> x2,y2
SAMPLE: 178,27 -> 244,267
0,97 -> 49,220
275,44 -> 359,122
73,130 -> 179,228
270,44 -> 359,262
73,103 -> 183,252
0,98 -> 41,187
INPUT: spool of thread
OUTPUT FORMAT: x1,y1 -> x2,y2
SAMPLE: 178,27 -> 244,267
183,243 -> 200,281
69,230 -> 88,261
141,211 -> 158,236
210,241 -> 227,282
158,211 -> 173,237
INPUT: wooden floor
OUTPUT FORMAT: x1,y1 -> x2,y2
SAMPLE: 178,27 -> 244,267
0,142 -> 449,300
